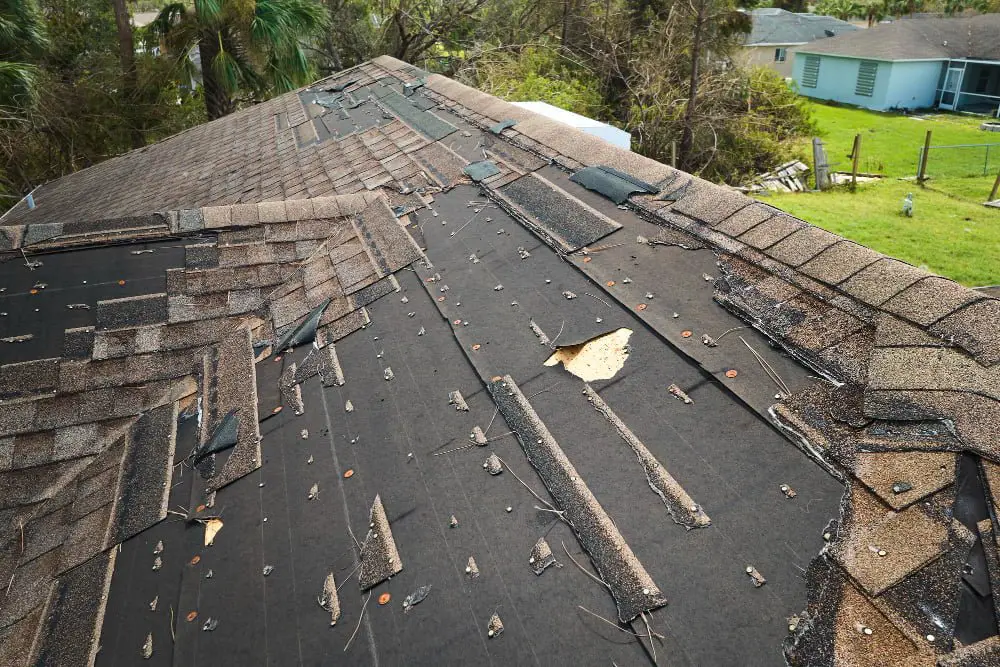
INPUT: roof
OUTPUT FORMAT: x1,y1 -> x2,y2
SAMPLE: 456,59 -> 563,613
796,14 -> 1000,61
1,55 -> 999,666
745,8 -> 860,46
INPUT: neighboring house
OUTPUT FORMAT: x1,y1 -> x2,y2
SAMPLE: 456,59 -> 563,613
742,8 -> 859,77
2,56 -> 999,667
792,14 -> 1000,114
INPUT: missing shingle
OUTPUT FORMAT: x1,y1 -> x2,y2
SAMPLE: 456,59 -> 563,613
543,329 -> 633,382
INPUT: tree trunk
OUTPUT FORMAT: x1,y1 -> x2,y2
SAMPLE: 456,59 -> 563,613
111,0 -> 143,148
679,1 -> 706,171
199,33 -> 235,120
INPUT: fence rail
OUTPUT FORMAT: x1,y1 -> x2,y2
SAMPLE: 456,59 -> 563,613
917,142 -> 1000,179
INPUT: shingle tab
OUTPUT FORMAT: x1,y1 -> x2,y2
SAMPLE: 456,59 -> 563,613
765,226 -> 842,267
798,240 -> 882,286
929,299 -> 1000,366
715,202 -> 775,237
738,213 -> 805,249
882,277 -> 983,327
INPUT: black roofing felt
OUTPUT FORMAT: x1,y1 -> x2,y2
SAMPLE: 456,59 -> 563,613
5,57 -> 996,667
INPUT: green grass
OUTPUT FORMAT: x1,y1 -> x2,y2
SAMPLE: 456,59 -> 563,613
757,101 -> 1000,286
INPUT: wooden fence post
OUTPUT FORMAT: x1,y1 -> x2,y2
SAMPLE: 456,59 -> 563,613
850,134 -> 861,192
917,130 -> 932,184
990,166 -> 1000,202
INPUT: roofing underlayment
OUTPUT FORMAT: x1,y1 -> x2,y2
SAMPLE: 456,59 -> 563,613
0,55 -> 998,666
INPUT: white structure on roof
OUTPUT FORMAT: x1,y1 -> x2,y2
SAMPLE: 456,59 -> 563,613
512,101 -> 632,151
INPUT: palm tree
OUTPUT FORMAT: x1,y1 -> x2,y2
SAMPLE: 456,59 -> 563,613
0,0 -> 48,117
150,0 -> 330,120
816,0 -> 863,19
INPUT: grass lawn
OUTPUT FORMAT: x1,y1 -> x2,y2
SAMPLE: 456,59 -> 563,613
756,101 -> 1000,286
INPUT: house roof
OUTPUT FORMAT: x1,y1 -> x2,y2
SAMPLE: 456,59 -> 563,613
745,8 -> 860,46
1,55 -> 999,666
796,14 -> 1000,61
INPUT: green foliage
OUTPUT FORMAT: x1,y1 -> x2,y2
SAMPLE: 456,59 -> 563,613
470,46 -> 605,117
0,0 -> 47,113
0,0 -> 203,196
152,0 -> 330,117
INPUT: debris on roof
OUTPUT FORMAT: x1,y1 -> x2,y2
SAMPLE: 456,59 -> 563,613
0,54 -> 996,667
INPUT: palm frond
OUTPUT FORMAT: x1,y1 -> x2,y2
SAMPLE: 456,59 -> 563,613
0,60 -> 39,111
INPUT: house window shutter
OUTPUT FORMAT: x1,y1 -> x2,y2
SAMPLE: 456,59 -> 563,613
855,61 -> 878,97
802,55 -> 820,88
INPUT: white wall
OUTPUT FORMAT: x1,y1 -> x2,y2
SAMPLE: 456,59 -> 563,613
793,52 -> 944,111
793,53 -> 889,108
883,60 -> 943,110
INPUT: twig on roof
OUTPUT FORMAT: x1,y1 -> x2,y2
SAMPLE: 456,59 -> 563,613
711,326 -> 748,344
640,612 -> 660,665
336,563 -> 362,592
344,590 -> 372,652
484,407 -> 499,436
577,606 -> 663,640
5,573 -> 13,598
170,605 -> 176,643
584,292 -> 612,308
433,442 -> 476,457
495,456 -> 558,513
562,541 -> 611,592
528,382 -> 560,400
550,320 -> 565,348
739,336 -> 791,397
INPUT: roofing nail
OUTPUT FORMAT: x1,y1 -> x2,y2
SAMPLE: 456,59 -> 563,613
307,455 -> 314,464
780,484 -> 797,498
263,565 -> 274,576
384,367 -> 394,380
153,540 -> 164,555
623,277 -> 632,284
149,596 -> 158,611
142,633 -> 153,659
562,291 -> 576,299
400,296 -> 409,303
449,515 -> 459,528
152,556 -> 162,571
202,618 -> 219,632
494,284 -> 503,291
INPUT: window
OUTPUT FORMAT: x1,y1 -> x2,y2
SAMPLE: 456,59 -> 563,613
774,48 -> 787,63
855,60 -> 878,97
801,55 -> 820,88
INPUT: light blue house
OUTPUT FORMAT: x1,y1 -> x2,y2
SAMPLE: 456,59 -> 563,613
792,15 -> 1000,116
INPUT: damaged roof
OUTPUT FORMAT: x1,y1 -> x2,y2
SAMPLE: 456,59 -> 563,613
1,55 -> 998,666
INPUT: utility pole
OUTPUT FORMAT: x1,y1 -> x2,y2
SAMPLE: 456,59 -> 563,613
917,130 -> 932,184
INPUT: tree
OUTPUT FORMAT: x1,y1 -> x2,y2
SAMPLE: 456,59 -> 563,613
151,0 -> 330,119
0,0 -> 48,117
111,0 -> 143,147
676,0 -> 750,170
815,0 -> 863,19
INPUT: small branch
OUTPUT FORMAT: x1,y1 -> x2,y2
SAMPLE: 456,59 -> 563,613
344,590 -> 373,652
561,541 -> 611,592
